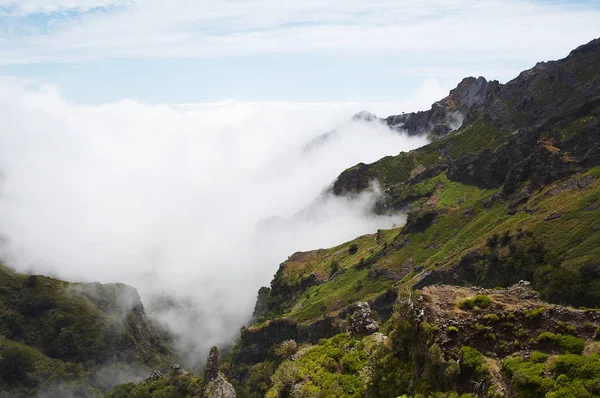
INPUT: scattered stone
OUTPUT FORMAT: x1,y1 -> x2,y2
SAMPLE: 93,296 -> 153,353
549,176 -> 596,196
342,302 -> 380,335
371,332 -> 388,345
146,370 -> 163,381
170,363 -> 189,376
544,212 -> 564,221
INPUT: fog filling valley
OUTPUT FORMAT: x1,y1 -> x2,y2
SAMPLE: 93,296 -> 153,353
0,81 -> 439,367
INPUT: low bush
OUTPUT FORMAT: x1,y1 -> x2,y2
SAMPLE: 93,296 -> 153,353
459,295 -> 491,310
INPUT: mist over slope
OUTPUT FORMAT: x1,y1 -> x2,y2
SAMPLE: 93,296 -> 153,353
0,81 -> 438,363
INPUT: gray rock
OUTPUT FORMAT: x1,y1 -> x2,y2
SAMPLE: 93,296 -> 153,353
204,373 -> 236,398
204,346 -> 219,382
343,302 -> 380,335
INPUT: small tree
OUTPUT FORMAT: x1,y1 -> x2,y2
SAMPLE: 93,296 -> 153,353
348,244 -> 358,255
330,260 -> 340,276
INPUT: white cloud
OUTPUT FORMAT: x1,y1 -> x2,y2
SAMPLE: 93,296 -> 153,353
0,0 -> 597,70
0,80 -> 432,363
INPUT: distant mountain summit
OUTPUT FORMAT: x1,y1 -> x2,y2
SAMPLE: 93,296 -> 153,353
386,76 -> 489,139
351,110 -> 378,122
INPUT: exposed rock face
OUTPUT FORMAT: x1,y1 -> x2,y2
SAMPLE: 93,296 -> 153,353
203,346 -> 236,398
204,374 -> 236,398
331,38 -> 600,209
340,302 -> 380,335
203,346 -> 220,383
386,76 -> 489,139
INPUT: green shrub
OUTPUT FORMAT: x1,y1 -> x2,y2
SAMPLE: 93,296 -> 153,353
330,260 -> 339,276
459,295 -> 491,310
537,332 -> 557,342
274,340 -> 298,359
268,334 -> 367,398
557,335 -> 585,355
523,307 -> 546,319
483,314 -> 499,322
529,351 -> 548,364
515,328 -> 528,338
486,234 -> 499,248
0,347 -> 35,387
485,332 -> 497,342
536,332 -> 585,354
502,352 -> 600,398
460,346 -> 487,376
348,244 -> 358,255
502,355 -> 554,397
269,361 -> 300,397
555,321 -> 577,335
447,326 -> 458,334
473,295 -> 491,308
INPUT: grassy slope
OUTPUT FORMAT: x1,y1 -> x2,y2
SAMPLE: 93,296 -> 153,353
251,164 -> 600,330
229,39 -> 600,396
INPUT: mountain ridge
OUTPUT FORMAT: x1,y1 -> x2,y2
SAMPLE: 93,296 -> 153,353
2,37 -> 600,398
219,37 -> 600,398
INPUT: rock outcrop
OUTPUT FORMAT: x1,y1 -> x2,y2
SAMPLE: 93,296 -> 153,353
340,302 -> 380,335
204,374 -> 236,398
386,76 -> 489,139
203,346 -> 236,398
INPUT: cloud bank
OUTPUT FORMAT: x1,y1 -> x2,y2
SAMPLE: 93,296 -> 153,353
0,81 -> 431,364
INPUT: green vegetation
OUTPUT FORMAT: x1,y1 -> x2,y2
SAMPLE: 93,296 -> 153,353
104,372 -> 204,398
537,332 -> 585,354
367,297 -> 492,397
0,336 -> 97,396
228,38 -> 600,398
459,346 -> 488,377
503,353 -> 600,397
459,295 -> 492,310
287,267 -> 391,323
266,334 -> 367,398
483,314 -> 499,322
0,264 -> 172,396
273,340 -> 298,359
523,307 -> 546,319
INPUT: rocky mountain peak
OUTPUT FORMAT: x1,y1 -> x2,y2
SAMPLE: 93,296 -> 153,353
442,76 -> 489,109
568,37 -> 600,57
351,110 -> 378,122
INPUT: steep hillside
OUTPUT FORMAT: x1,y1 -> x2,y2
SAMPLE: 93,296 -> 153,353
220,38 -> 600,397
0,264 -> 173,397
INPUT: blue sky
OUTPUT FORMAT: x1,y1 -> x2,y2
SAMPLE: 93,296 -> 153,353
0,0 -> 598,104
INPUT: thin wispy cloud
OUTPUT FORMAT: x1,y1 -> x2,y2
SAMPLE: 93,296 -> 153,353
0,0 -> 597,67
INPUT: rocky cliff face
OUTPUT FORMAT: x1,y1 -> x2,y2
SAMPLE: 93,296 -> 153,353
386,76 -> 490,139
332,38 -> 600,205
203,347 -> 236,398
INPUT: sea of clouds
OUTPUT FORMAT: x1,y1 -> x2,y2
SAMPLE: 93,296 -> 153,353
0,80 -> 441,367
